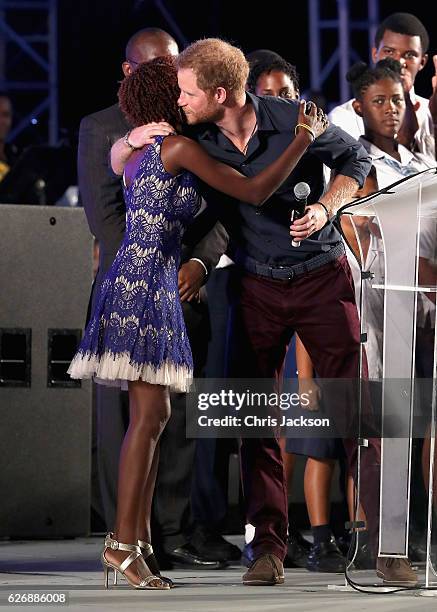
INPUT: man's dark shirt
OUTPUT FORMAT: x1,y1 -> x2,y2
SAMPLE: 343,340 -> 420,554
187,92 -> 371,265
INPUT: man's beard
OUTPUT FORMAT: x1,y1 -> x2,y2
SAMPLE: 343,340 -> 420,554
182,100 -> 225,125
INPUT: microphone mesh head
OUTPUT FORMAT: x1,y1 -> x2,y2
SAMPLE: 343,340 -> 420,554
293,182 -> 311,199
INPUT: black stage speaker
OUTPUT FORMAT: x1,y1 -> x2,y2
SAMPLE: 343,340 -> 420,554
0,205 -> 94,537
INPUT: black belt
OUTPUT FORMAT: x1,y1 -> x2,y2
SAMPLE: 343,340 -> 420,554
237,242 -> 345,281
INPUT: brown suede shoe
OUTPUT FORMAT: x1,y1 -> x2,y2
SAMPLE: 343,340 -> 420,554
242,553 -> 285,586
376,556 -> 418,587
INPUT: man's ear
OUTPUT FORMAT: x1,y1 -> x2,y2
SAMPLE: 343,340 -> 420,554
371,46 -> 378,64
215,87 -> 227,104
352,99 -> 363,117
418,53 -> 428,72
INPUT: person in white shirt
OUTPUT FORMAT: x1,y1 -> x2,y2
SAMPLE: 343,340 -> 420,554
342,56 -> 436,368
329,12 -> 437,159
326,56 -> 437,585
344,57 -> 437,580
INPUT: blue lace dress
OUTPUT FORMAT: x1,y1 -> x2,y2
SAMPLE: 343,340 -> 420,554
68,136 -> 200,392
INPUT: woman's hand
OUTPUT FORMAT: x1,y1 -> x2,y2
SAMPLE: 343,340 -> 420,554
296,100 -> 329,141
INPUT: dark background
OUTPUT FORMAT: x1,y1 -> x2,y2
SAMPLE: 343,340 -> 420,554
9,1 -> 437,145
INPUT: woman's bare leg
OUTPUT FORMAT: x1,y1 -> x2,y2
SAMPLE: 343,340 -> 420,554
137,439 -> 160,543
347,472 -> 367,527
422,429 -> 437,507
104,380 -> 170,586
304,457 -> 335,527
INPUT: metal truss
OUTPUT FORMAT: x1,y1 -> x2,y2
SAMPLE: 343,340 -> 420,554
308,0 -> 380,106
0,0 -> 58,144
133,0 -> 189,47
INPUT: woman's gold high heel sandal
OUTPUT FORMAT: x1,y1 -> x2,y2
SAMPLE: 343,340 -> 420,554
102,533 -> 170,590
138,539 -> 174,588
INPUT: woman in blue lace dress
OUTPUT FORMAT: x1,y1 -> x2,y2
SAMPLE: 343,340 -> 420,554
68,56 -> 327,590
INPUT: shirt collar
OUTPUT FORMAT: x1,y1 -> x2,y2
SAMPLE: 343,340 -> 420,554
245,92 -> 277,131
407,86 -> 431,125
359,136 -> 416,165
409,86 -> 418,106
195,91 -> 277,141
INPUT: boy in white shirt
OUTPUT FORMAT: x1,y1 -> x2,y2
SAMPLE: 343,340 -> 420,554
329,12 -> 437,159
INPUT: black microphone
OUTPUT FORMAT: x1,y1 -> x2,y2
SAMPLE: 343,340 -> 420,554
291,182 -> 311,247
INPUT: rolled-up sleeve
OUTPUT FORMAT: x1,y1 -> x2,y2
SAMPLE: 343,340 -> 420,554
310,123 -> 372,188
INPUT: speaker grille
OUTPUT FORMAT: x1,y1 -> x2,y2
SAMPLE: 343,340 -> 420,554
47,329 -> 82,388
0,328 -> 31,387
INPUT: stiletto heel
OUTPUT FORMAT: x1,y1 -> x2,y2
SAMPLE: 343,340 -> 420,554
102,554 -> 119,589
102,532 -> 170,590
138,540 -> 174,588
103,562 -> 109,589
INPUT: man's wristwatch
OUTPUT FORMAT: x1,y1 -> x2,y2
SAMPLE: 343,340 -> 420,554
123,130 -> 141,151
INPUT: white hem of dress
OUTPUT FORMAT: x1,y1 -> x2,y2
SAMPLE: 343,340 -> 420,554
68,351 -> 192,393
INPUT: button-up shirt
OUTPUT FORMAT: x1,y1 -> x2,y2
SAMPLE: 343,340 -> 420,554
357,136 -> 437,328
359,136 -> 434,184
187,92 -> 371,265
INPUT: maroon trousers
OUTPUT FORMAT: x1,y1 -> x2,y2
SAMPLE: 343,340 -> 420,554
230,255 -> 381,561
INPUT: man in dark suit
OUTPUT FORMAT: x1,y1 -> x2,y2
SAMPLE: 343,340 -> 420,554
78,27 -> 229,568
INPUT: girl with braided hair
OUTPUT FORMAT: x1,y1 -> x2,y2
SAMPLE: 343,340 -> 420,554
337,57 -> 436,585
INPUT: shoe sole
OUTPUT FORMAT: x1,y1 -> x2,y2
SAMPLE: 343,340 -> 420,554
382,580 -> 418,586
376,571 -> 418,586
307,567 -> 345,573
243,576 -> 285,586
171,560 -> 227,570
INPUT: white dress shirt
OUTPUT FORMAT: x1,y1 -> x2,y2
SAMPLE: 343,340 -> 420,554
348,137 -> 437,342
358,136 -> 434,183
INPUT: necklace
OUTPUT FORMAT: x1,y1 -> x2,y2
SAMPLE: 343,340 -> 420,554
242,120 -> 258,155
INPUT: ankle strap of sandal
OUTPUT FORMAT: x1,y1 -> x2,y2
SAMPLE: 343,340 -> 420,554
138,540 -> 153,555
138,540 -> 153,556
104,533 -> 141,554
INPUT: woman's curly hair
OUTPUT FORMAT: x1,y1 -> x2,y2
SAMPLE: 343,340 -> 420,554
118,56 -> 181,128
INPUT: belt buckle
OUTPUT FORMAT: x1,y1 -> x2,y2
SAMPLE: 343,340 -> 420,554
278,265 -> 294,281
